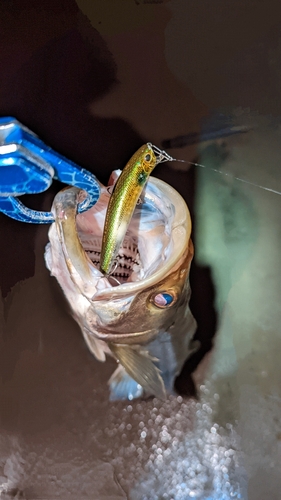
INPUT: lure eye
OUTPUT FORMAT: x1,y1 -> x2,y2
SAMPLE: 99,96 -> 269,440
151,291 -> 177,308
144,153 -> 151,162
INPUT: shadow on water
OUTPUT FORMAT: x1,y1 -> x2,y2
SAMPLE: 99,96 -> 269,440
154,163 -> 218,397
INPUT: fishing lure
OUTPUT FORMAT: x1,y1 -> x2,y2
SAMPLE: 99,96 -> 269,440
100,143 -> 174,276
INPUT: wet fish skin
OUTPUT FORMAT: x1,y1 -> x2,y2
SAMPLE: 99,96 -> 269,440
100,143 -> 157,275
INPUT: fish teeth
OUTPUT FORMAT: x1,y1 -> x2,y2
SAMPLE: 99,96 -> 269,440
80,232 -> 141,283
85,248 -> 140,283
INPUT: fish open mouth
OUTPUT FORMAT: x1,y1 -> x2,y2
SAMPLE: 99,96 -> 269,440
81,234 -> 140,284
46,173 -> 193,299
76,174 -> 192,290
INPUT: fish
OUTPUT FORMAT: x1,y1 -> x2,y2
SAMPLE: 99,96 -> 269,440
100,143 -> 174,276
44,169 -> 198,401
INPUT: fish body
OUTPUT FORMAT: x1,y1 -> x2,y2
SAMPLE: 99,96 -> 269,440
45,170 -> 197,400
100,143 -> 173,275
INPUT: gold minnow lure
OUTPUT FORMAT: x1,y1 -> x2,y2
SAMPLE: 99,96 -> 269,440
100,143 -> 174,276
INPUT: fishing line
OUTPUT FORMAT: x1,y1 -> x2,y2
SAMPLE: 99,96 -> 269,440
154,143 -> 281,195
171,157 -> 281,196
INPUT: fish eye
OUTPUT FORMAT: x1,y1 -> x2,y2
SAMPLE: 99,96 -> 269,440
150,291 -> 177,308
144,153 -> 151,162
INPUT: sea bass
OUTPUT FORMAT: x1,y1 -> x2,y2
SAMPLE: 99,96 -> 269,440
44,173 -> 197,400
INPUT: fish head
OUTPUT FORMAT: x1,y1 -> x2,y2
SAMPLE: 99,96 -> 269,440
87,241 -> 193,343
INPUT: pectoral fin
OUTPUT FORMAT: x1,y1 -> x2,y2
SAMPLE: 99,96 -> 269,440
109,343 -> 166,400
